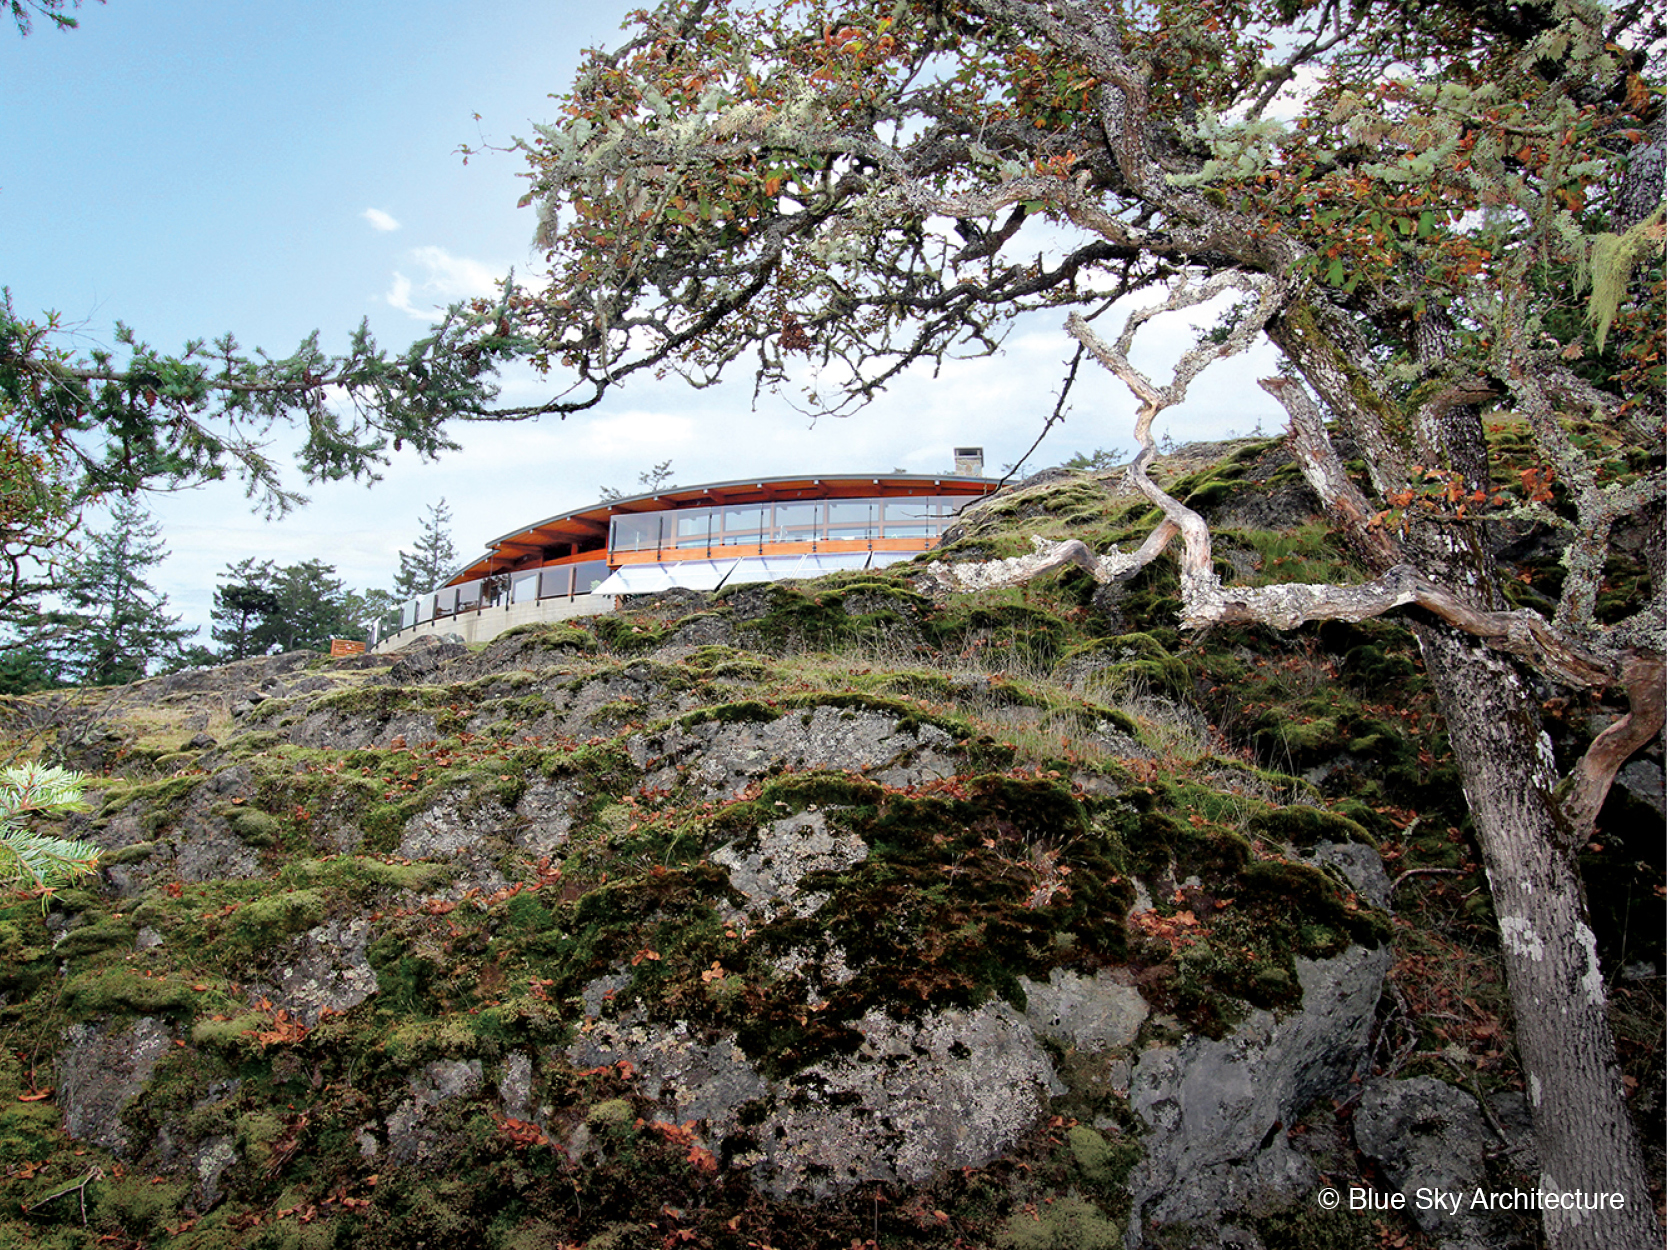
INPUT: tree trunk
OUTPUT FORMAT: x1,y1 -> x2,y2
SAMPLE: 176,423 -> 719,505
1416,624 -> 1657,1249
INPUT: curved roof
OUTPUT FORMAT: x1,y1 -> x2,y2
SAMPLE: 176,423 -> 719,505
448,471 -> 996,585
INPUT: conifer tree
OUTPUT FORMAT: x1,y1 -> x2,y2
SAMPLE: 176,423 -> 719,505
58,497 -> 191,686
392,499 -> 458,599
210,559 -> 281,661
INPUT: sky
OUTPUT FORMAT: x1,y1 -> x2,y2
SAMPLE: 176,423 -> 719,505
2,0 -> 1285,641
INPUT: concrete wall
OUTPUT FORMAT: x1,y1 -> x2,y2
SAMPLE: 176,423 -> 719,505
374,594 -> 615,652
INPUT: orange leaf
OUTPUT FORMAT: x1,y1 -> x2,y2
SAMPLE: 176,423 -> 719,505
17,1089 -> 52,1102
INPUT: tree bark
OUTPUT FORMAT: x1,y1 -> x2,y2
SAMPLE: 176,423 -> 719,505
1415,625 -> 1657,1249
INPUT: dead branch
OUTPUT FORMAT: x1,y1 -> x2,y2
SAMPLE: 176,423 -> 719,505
1560,652 -> 1666,844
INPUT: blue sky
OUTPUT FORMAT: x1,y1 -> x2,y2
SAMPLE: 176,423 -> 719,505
3,0 -> 1283,640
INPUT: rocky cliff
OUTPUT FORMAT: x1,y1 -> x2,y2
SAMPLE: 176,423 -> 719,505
1,439 -> 1659,1250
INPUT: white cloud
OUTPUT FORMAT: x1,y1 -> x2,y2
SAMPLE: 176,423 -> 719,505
385,246 -> 506,320
361,207 -> 402,232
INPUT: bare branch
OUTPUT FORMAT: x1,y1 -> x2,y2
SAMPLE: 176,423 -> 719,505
1560,652 -> 1667,843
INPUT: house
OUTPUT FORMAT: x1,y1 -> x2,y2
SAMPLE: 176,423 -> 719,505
375,455 -> 994,650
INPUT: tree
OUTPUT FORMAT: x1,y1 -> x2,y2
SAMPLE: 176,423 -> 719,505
488,2 -> 1662,1245
210,559 -> 281,661
0,764 -> 98,899
7,0 -> 100,37
56,496 -> 191,686
210,558 -> 393,658
0,418 -> 79,638
598,459 -> 678,501
392,499 -> 459,599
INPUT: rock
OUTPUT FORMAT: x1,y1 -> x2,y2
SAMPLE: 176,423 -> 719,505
512,777 -> 583,857
261,917 -> 379,1025
1300,839 -> 1393,911
712,810 -> 870,923
1018,967 -> 1149,1053
398,788 -> 514,893
385,1059 -> 485,1168
194,1135 -> 237,1208
498,1051 -> 535,1124
628,705 -> 959,798
570,1001 -> 1063,1199
184,732 -> 218,750
1353,1076 -> 1538,1250
1126,941 -> 1391,1239
56,1016 -> 174,1156
386,640 -> 469,684
1615,758 -> 1664,817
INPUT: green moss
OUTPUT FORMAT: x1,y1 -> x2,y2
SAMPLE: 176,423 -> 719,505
1246,805 -> 1377,849
228,888 -> 327,947
227,807 -> 281,847
586,1098 -> 635,1127
1059,632 -> 1189,698
672,700 -> 780,730
101,841 -> 157,866
52,916 -> 137,961
62,967 -> 197,1017
95,774 -> 201,819
91,1173 -> 190,1238
996,1195 -> 1122,1249
190,1012 -> 268,1049
497,621 -> 599,650
1067,1125 -> 1138,1189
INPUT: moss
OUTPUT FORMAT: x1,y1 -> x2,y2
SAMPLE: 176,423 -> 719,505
351,857 -> 453,893
91,1173 -> 191,1238
1067,1125 -> 1137,1189
101,841 -> 157,866
52,916 -> 137,961
191,1012 -> 268,1049
996,1195 -> 1121,1249
1246,805 -> 1377,849
672,700 -> 780,730
62,967 -> 197,1017
590,614 -> 671,654
1251,1207 -> 1377,1249
1060,632 -> 1190,698
96,774 -> 201,819
497,621 -> 599,651
586,1098 -> 635,1127
228,807 -> 282,847
228,888 -> 327,948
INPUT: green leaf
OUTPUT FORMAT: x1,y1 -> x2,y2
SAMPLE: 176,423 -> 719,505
1326,258 -> 1346,286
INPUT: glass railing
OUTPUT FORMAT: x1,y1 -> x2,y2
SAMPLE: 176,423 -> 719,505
375,559 -> 611,646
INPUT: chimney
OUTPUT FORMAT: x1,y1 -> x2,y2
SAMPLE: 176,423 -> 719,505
953,446 -> 984,477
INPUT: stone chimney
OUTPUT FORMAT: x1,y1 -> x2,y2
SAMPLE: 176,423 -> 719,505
953,447 -> 984,476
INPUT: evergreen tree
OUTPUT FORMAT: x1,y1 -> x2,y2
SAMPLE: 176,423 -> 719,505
392,499 -> 458,599
210,559 -> 280,660
57,497 -> 191,686
256,560 -> 352,653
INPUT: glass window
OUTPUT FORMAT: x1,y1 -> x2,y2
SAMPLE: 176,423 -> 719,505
721,506 -> 765,542
511,572 -> 539,604
676,508 -> 713,548
402,601 -> 418,629
774,502 -> 822,540
611,514 -> 661,554
434,587 -> 458,616
827,500 -> 877,525
826,499 -> 876,541
539,566 -> 573,599
573,561 -> 610,594
676,508 -> 713,537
